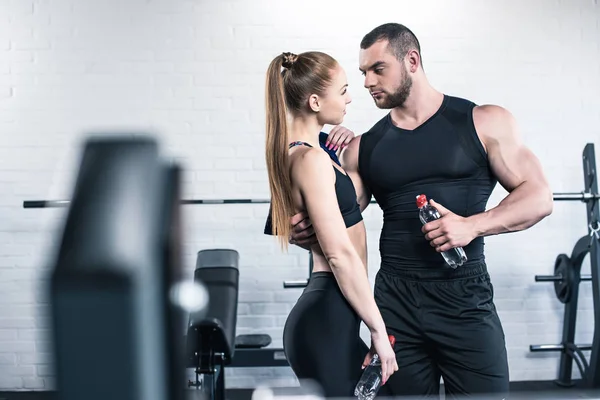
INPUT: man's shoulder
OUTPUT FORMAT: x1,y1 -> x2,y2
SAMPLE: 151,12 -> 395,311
362,113 -> 390,137
443,94 -> 513,119
355,113 -> 390,154
472,104 -> 517,137
443,93 -> 478,113
472,103 -> 513,119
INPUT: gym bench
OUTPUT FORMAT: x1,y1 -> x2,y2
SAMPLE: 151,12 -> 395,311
185,249 -> 292,399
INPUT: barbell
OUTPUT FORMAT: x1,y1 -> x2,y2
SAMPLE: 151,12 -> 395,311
20,191 -> 600,209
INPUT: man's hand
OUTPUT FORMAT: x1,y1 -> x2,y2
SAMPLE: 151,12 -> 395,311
289,211 -> 317,250
325,125 -> 355,152
422,200 -> 477,252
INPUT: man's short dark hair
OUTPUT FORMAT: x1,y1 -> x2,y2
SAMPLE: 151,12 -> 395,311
360,23 -> 423,67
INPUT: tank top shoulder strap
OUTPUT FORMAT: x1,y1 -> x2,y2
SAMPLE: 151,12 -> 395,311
442,96 -> 488,168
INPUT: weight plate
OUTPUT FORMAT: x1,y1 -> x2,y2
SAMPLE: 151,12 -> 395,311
554,254 -> 572,304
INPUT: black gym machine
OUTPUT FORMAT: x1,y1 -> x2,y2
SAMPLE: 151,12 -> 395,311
48,137 -> 189,400
530,143 -> 600,389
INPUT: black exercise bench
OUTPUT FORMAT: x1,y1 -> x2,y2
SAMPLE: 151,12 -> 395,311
185,249 -> 291,400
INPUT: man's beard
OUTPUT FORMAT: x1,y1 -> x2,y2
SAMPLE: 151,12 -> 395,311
374,67 -> 412,109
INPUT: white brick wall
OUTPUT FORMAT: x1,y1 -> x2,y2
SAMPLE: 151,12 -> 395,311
0,0 -> 599,391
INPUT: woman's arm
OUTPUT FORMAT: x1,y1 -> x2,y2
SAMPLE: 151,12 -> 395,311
291,149 -> 385,336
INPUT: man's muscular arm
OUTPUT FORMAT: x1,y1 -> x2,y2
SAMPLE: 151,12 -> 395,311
424,105 -> 553,252
469,105 -> 553,236
340,135 -> 372,212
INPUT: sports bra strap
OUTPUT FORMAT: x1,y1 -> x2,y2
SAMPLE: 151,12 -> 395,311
288,141 -> 313,149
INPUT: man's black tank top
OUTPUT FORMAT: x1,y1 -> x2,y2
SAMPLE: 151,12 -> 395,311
358,95 -> 497,271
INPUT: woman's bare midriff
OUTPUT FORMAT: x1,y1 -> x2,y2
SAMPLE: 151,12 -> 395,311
310,220 -> 368,274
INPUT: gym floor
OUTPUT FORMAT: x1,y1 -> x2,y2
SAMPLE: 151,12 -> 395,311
0,381 -> 599,400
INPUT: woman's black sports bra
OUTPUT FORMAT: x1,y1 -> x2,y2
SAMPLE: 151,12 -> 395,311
289,141 -> 363,228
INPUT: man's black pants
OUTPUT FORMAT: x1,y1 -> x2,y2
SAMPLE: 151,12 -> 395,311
374,262 -> 509,399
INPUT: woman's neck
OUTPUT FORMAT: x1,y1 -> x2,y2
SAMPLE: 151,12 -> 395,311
288,114 -> 322,148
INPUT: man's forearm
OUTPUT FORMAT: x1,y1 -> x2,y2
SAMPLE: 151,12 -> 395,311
470,180 -> 553,237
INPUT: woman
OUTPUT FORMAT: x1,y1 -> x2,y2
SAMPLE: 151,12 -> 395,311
264,51 -> 398,397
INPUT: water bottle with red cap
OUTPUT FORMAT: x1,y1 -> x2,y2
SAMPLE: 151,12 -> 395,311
416,194 -> 467,269
354,335 -> 396,400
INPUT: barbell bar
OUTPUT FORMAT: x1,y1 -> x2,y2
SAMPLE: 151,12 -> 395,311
530,344 -> 592,352
21,191 -> 600,209
535,274 -> 592,282
553,192 -> 600,201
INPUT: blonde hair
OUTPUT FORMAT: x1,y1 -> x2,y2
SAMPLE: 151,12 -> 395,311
264,51 -> 338,249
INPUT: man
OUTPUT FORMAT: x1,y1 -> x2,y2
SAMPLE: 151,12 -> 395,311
288,23 -> 553,398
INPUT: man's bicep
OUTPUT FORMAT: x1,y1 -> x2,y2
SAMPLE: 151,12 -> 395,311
488,140 -> 547,193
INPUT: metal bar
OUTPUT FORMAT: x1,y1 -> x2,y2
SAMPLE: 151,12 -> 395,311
535,274 -> 563,282
181,199 -> 271,205
553,192 -> 600,201
23,200 -> 72,208
23,191 -> 599,209
535,274 -> 592,282
530,344 -> 593,352
23,199 -> 274,208
283,280 -> 308,289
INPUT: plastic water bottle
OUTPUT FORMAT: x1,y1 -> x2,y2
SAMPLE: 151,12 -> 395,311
416,194 -> 467,269
354,335 -> 396,400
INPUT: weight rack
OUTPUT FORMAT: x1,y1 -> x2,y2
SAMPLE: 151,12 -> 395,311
530,143 -> 600,389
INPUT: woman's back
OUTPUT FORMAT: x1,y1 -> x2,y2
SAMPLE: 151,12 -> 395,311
288,144 -> 367,275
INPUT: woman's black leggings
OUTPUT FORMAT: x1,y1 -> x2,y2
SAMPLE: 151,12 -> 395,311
283,271 -> 370,397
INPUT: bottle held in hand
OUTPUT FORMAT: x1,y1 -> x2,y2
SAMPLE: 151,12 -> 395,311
416,194 -> 467,269
354,335 -> 396,400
